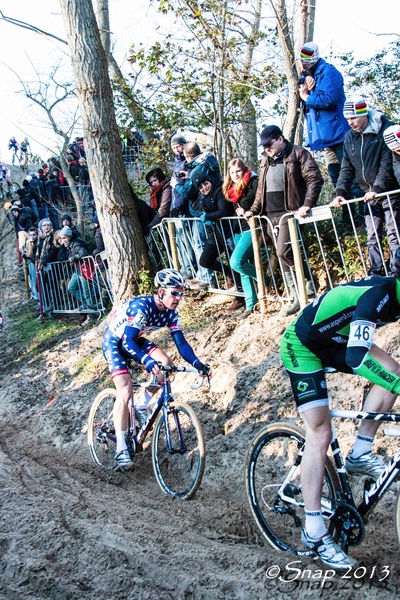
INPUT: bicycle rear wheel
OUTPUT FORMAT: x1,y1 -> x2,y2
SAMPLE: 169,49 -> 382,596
9,182 -> 20,198
87,389 -> 118,469
152,401 -> 205,500
245,423 -> 339,555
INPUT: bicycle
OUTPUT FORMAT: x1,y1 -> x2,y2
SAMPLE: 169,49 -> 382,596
245,403 -> 400,557
20,151 -> 29,173
87,364 -> 207,500
0,179 -> 20,200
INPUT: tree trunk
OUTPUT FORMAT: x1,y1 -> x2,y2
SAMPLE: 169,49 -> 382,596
269,0 -> 316,144
95,0 -> 153,142
59,0 -> 151,303
270,0 -> 300,142
295,0 -> 316,144
240,0 -> 261,169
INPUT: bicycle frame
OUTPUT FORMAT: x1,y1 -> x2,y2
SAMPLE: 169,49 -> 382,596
329,409 -> 400,522
99,366 -> 204,455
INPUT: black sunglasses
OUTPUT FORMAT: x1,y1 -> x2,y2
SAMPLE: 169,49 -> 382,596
263,139 -> 277,149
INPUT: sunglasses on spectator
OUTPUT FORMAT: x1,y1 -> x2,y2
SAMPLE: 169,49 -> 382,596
169,290 -> 184,297
263,139 -> 278,149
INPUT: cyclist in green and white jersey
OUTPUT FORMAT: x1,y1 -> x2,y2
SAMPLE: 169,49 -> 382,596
281,272 -> 400,570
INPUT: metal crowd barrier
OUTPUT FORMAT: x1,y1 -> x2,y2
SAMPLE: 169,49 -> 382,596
147,188 -> 400,313
33,254 -> 113,318
148,215 -> 287,313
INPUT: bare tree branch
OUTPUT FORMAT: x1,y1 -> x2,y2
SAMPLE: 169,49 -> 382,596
0,10 -> 67,44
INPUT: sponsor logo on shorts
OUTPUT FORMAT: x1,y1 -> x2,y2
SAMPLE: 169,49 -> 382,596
287,343 -> 298,368
296,377 -> 318,400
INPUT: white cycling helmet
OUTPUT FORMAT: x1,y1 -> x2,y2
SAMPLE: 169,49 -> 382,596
154,269 -> 186,289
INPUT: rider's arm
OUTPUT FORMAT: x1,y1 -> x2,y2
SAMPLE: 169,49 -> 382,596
353,353 -> 400,396
345,285 -> 394,370
170,329 -> 198,365
170,327 -> 208,373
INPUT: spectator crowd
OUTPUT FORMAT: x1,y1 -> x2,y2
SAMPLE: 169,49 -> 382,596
3,43 -> 400,321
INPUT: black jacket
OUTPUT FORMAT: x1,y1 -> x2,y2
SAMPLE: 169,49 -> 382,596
199,181 -> 234,238
393,153 -> 400,187
230,174 -> 259,232
336,111 -> 398,198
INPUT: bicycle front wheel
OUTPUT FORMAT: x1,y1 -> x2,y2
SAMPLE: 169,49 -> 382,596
245,423 -> 339,555
87,389 -> 118,469
152,401 -> 205,500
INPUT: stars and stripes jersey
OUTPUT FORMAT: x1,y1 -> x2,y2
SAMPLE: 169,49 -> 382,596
103,296 -> 198,375
108,296 -> 181,340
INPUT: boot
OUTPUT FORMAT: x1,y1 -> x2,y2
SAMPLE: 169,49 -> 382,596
280,273 -> 300,317
225,297 -> 245,312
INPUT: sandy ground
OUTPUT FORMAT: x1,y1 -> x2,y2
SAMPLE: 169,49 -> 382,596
0,166 -> 400,599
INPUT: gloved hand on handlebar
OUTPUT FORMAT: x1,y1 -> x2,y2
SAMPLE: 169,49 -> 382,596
193,359 -> 211,377
142,355 -> 159,373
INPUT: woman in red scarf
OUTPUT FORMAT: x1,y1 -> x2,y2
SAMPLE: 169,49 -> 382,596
223,158 -> 260,316
145,168 -> 172,235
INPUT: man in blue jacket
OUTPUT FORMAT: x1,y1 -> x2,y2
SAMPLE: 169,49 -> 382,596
299,41 -> 363,230
299,42 -> 348,185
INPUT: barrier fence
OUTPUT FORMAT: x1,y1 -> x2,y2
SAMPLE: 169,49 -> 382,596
23,254 -> 114,318
20,188 -> 400,317
148,188 -> 400,312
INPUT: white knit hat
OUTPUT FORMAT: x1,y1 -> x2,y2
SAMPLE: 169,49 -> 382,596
383,124 -> 400,150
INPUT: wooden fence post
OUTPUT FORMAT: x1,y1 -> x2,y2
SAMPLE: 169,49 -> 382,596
250,217 -> 267,314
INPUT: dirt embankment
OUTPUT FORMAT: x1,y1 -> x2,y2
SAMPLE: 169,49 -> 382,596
0,171 -> 399,599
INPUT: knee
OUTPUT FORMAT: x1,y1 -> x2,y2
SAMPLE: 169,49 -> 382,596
305,423 -> 331,452
230,253 -> 241,272
199,255 -> 208,268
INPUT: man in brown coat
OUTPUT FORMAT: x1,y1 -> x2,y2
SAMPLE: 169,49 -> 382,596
252,125 -> 323,315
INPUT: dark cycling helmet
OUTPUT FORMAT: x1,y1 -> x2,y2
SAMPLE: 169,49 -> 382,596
154,269 -> 186,289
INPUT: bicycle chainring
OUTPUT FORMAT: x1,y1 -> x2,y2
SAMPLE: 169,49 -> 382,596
334,502 -> 365,547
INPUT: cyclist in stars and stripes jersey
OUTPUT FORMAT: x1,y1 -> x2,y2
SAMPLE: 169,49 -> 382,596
102,269 -> 211,470
280,270 -> 400,570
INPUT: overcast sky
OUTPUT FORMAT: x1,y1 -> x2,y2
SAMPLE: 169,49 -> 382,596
0,0 -> 398,163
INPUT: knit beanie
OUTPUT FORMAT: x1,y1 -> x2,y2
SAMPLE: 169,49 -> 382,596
192,169 -> 212,190
11,204 -> 21,213
343,98 -> 368,119
171,134 -> 187,146
61,214 -> 72,225
299,42 -> 319,63
383,125 -> 400,150
59,226 -> 73,237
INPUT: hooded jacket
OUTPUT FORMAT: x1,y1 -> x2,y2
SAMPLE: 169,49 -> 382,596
174,151 -> 221,215
302,58 -> 350,151
336,111 -> 399,198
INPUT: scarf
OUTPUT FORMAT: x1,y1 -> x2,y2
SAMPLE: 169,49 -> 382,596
149,181 -> 164,209
227,168 -> 252,203
36,229 -> 54,268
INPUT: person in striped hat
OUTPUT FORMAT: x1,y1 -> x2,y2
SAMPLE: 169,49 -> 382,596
384,124 -> 400,185
298,41 -> 350,187
298,42 -> 364,231
333,99 -> 400,275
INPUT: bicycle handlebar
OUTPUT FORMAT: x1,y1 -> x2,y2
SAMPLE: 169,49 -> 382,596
133,365 -> 209,389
